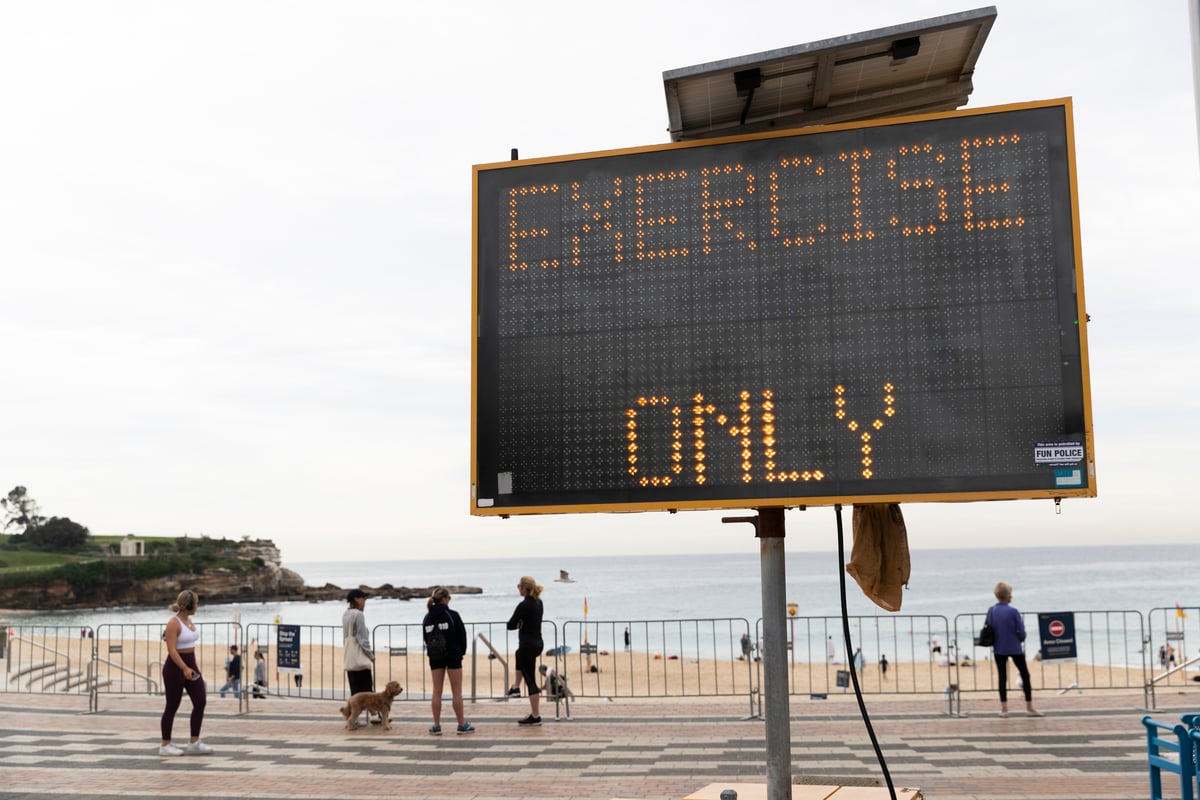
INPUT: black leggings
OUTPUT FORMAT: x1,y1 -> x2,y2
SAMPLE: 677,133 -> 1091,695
346,668 -> 374,696
161,652 -> 206,741
516,642 -> 542,695
995,653 -> 1032,702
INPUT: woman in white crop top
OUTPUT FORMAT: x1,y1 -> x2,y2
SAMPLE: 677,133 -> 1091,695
158,589 -> 212,756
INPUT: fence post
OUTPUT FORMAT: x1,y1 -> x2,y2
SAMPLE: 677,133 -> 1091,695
236,623 -> 246,715
744,620 -> 758,720
88,631 -> 98,713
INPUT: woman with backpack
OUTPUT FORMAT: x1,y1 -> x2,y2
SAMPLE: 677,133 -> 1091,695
423,586 -> 473,735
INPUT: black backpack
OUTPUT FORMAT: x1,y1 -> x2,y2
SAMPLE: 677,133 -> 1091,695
424,622 -> 449,660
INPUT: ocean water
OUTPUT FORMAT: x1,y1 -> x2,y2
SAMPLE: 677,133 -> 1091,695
6,544 -> 1197,653
285,543 -> 1200,629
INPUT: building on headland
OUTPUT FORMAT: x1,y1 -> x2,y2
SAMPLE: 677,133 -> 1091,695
118,535 -> 145,557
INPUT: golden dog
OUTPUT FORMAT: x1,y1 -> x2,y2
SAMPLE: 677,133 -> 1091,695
339,680 -> 403,730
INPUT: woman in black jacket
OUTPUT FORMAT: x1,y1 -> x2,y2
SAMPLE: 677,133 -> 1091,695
506,575 -> 544,726
423,587 -> 473,735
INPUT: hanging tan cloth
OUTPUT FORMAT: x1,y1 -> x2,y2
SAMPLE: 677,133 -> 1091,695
845,503 -> 911,612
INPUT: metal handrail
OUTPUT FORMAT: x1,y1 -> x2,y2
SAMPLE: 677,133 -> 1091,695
87,656 -> 158,692
1147,651 -> 1200,710
6,635 -> 72,684
473,632 -> 510,703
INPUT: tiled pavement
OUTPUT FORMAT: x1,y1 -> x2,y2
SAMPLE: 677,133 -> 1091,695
0,689 -> 1195,800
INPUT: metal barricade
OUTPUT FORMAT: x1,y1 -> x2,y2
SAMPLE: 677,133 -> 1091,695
373,620 -> 560,711
560,618 -> 755,714
950,610 -> 1147,713
239,620 -> 561,715
1,624 -> 96,698
242,622 -> 345,705
0,609 -> 1178,715
1146,605 -> 1199,709
750,614 -> 956,717
92,622 -> 243,712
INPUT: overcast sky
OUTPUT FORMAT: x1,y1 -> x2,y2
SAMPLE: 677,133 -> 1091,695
2,1 -> 1197,564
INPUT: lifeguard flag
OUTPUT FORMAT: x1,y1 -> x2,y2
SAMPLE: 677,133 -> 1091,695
1177,603 -> 1188,619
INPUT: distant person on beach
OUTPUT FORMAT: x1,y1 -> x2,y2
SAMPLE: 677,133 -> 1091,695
218,645 -> 241,698
251,651 -> 267,698
506,575 -> 544,726
853,647 -> 865,674
159,589 -> 212,756
423,587 -> 474,735
879,654 -> 888,680
624,626 -> 631,651
987,581 -> 1042,717
539,663 -> 572,698
827,636 -> 836,663
1158,644 -> 1168,669
741,632 -> 752,661
930,635 -> 942,656
1167,644 -> 1177,668
343,588 -> 378,725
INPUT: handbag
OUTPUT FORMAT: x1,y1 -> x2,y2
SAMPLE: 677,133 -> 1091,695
344,636 -> 372,671
974,621 -> 995,648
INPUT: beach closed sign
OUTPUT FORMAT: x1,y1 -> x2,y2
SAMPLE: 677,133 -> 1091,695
471,99 -> 1095,515
1037,612 -> 1077,661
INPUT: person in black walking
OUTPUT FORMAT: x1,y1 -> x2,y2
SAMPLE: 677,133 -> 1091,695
218,645 -> 242,698
506,575 -> 544,726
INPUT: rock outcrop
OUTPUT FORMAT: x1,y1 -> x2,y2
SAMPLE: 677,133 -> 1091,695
0,539 -> 481,610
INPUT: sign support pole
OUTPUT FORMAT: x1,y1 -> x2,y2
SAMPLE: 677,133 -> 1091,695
726,509 -> 793,799
757,508 -> 793,800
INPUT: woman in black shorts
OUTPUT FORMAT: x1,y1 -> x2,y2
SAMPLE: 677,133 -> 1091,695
423,587 -> 473,735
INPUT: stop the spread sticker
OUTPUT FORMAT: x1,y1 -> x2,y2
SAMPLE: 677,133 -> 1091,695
1034,442 -> 1085,465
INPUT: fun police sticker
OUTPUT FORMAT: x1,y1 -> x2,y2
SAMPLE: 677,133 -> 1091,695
1034,441 -> 1085,466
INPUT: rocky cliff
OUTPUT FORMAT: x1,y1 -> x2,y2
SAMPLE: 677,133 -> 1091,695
0,539 -> 480,610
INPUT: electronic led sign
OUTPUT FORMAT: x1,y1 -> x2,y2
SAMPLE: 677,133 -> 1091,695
471,99 -> 1095,516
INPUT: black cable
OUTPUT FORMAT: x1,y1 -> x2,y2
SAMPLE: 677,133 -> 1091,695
835,503 -> 898,800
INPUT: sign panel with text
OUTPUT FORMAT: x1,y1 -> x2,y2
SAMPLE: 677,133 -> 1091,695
276,624 -> 301,673
1037,612 -> 1077,661
471,99 -> 1094,515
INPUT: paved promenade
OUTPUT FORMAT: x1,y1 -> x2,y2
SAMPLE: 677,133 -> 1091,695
0,688 -> 1194,800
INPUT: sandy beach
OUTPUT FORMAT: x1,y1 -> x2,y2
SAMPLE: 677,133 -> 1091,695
3,629 -> 1157,703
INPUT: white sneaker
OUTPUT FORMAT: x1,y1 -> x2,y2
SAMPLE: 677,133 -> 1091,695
184,740 -> 213,755
158,744 -> 184,756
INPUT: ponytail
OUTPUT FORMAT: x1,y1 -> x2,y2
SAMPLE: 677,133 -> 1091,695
427,586 -> 451,609
169,589 -> 197,613
518,576 -> 544,600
